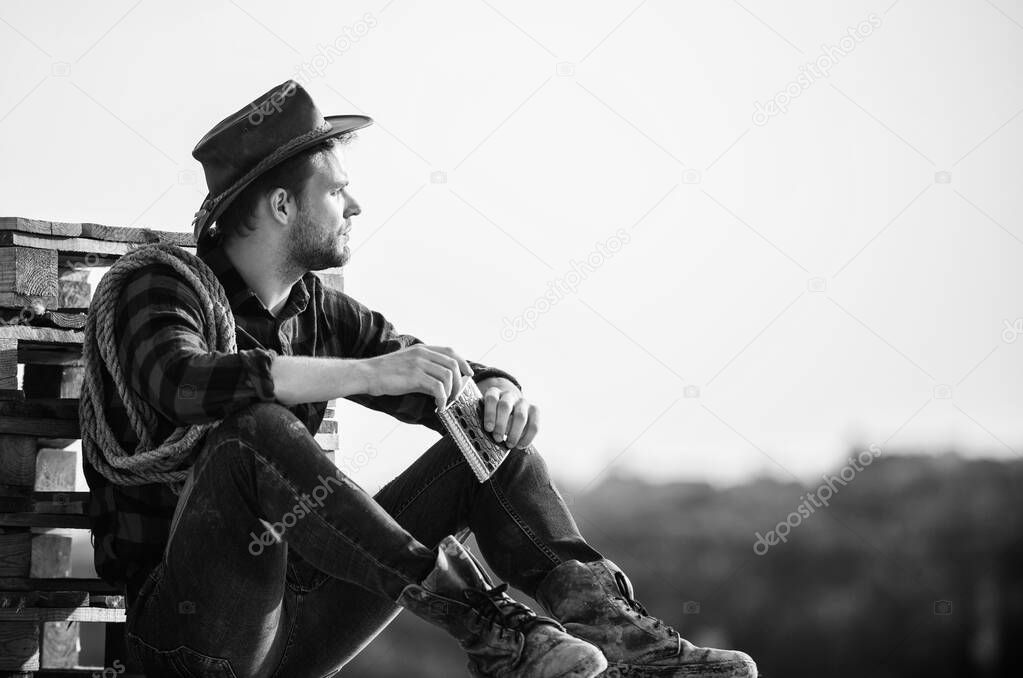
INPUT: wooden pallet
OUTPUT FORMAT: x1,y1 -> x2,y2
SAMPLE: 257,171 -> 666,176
0,218 -> 345,675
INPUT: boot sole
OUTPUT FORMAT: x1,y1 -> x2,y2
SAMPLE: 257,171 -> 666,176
599,658 -> 757,677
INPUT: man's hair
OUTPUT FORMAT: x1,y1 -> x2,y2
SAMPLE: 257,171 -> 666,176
212,132 -> 356,242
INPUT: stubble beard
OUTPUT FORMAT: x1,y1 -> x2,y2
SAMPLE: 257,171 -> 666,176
289,208 -> 349,272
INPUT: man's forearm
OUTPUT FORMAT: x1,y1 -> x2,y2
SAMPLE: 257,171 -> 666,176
270,355 -> 370,406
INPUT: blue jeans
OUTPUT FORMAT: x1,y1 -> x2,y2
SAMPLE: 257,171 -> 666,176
124,402 -> 602,677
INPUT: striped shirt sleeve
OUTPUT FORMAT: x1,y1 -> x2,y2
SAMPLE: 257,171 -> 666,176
322,285 -> 522,433
114,263 -> 279,427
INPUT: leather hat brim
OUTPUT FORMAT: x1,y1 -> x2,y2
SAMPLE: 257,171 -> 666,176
194,113 -> 373,243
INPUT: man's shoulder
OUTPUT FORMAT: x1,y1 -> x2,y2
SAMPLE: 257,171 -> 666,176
114,260 -> 206,315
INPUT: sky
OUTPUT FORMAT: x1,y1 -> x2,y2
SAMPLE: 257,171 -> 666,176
1,0 -> 1021,495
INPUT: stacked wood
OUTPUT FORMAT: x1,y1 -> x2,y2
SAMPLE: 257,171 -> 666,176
0,218 -> 346,674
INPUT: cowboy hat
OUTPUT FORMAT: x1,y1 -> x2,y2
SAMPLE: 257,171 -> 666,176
191,79 -> 373,244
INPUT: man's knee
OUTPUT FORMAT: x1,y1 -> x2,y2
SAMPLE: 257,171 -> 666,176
207,401 -> 305,451
493,445 -> 551,482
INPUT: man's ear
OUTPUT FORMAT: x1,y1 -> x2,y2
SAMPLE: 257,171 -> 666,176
267,187 -> 294,226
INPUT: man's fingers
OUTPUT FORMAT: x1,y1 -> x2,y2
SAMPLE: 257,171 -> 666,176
423,375 -> 448,409
516,404 -> 539,448
424,345 -> 474,376
491,391 -> 518,442
420,361 -> 454,408
483,387 -> 501,431
505,399 -> 530,448
421,347 -> 467,401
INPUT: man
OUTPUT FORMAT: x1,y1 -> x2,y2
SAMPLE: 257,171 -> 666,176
84,80 -> 758,678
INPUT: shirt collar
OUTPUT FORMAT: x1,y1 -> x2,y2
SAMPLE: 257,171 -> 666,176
198,238 -> 313,321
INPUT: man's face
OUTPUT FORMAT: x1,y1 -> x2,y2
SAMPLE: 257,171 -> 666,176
287,146 -> 359,272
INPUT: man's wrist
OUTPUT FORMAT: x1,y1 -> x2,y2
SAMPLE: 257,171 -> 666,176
337,358 -> 373,398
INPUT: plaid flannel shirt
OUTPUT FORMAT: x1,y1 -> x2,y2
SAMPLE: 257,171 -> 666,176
82,238 -> 521,593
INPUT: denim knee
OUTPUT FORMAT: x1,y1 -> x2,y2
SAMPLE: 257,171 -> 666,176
203,402 -> 305,456
494,445 -> 552,484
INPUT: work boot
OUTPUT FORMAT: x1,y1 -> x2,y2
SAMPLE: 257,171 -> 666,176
535,559 -> 757,678
398,536 -> 608,678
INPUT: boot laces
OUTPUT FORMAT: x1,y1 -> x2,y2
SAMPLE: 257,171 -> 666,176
464,583 -> 544,636
613,571 -> 680,645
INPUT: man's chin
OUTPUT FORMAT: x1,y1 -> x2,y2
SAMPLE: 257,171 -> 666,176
304,246 -> 348,272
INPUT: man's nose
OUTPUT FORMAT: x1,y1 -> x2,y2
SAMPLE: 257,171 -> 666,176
344,193 -> 361,219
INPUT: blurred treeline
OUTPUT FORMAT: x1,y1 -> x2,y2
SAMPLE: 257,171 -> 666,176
344,451 -> 1023,678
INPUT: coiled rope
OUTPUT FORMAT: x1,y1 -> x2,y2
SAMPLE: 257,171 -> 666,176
79,241 -> 236,495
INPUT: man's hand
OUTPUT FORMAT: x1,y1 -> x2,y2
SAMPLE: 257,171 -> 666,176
360,344 -> 473,409
477,377 -> 539,449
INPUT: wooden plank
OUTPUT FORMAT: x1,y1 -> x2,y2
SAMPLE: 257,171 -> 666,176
31,492 -> 89,505
0,619 -> 39,671
0,515 -> 89,530
0,400 -> 79,421
28,502 -> 84,516
42,313 -> 87,331
0,492 -> 85,516
0,231 -> 196,258
14,670 -> 147,678
0,606 -> 125,623
81,222 -> 194,247
0,532 -> 31,578
0,339 -> 15,391
0,437 -> 37,488
17,346 -> 82,367
0,292 -> 52,309
0,591 -> 88,609
0,421 -> 79,438
0,327 -> 82,345
0,217 -> 195,246
0,580 -> 121,595
0,248 -> 58,306
0,310 -> 87,331
0,218 -> 81,238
